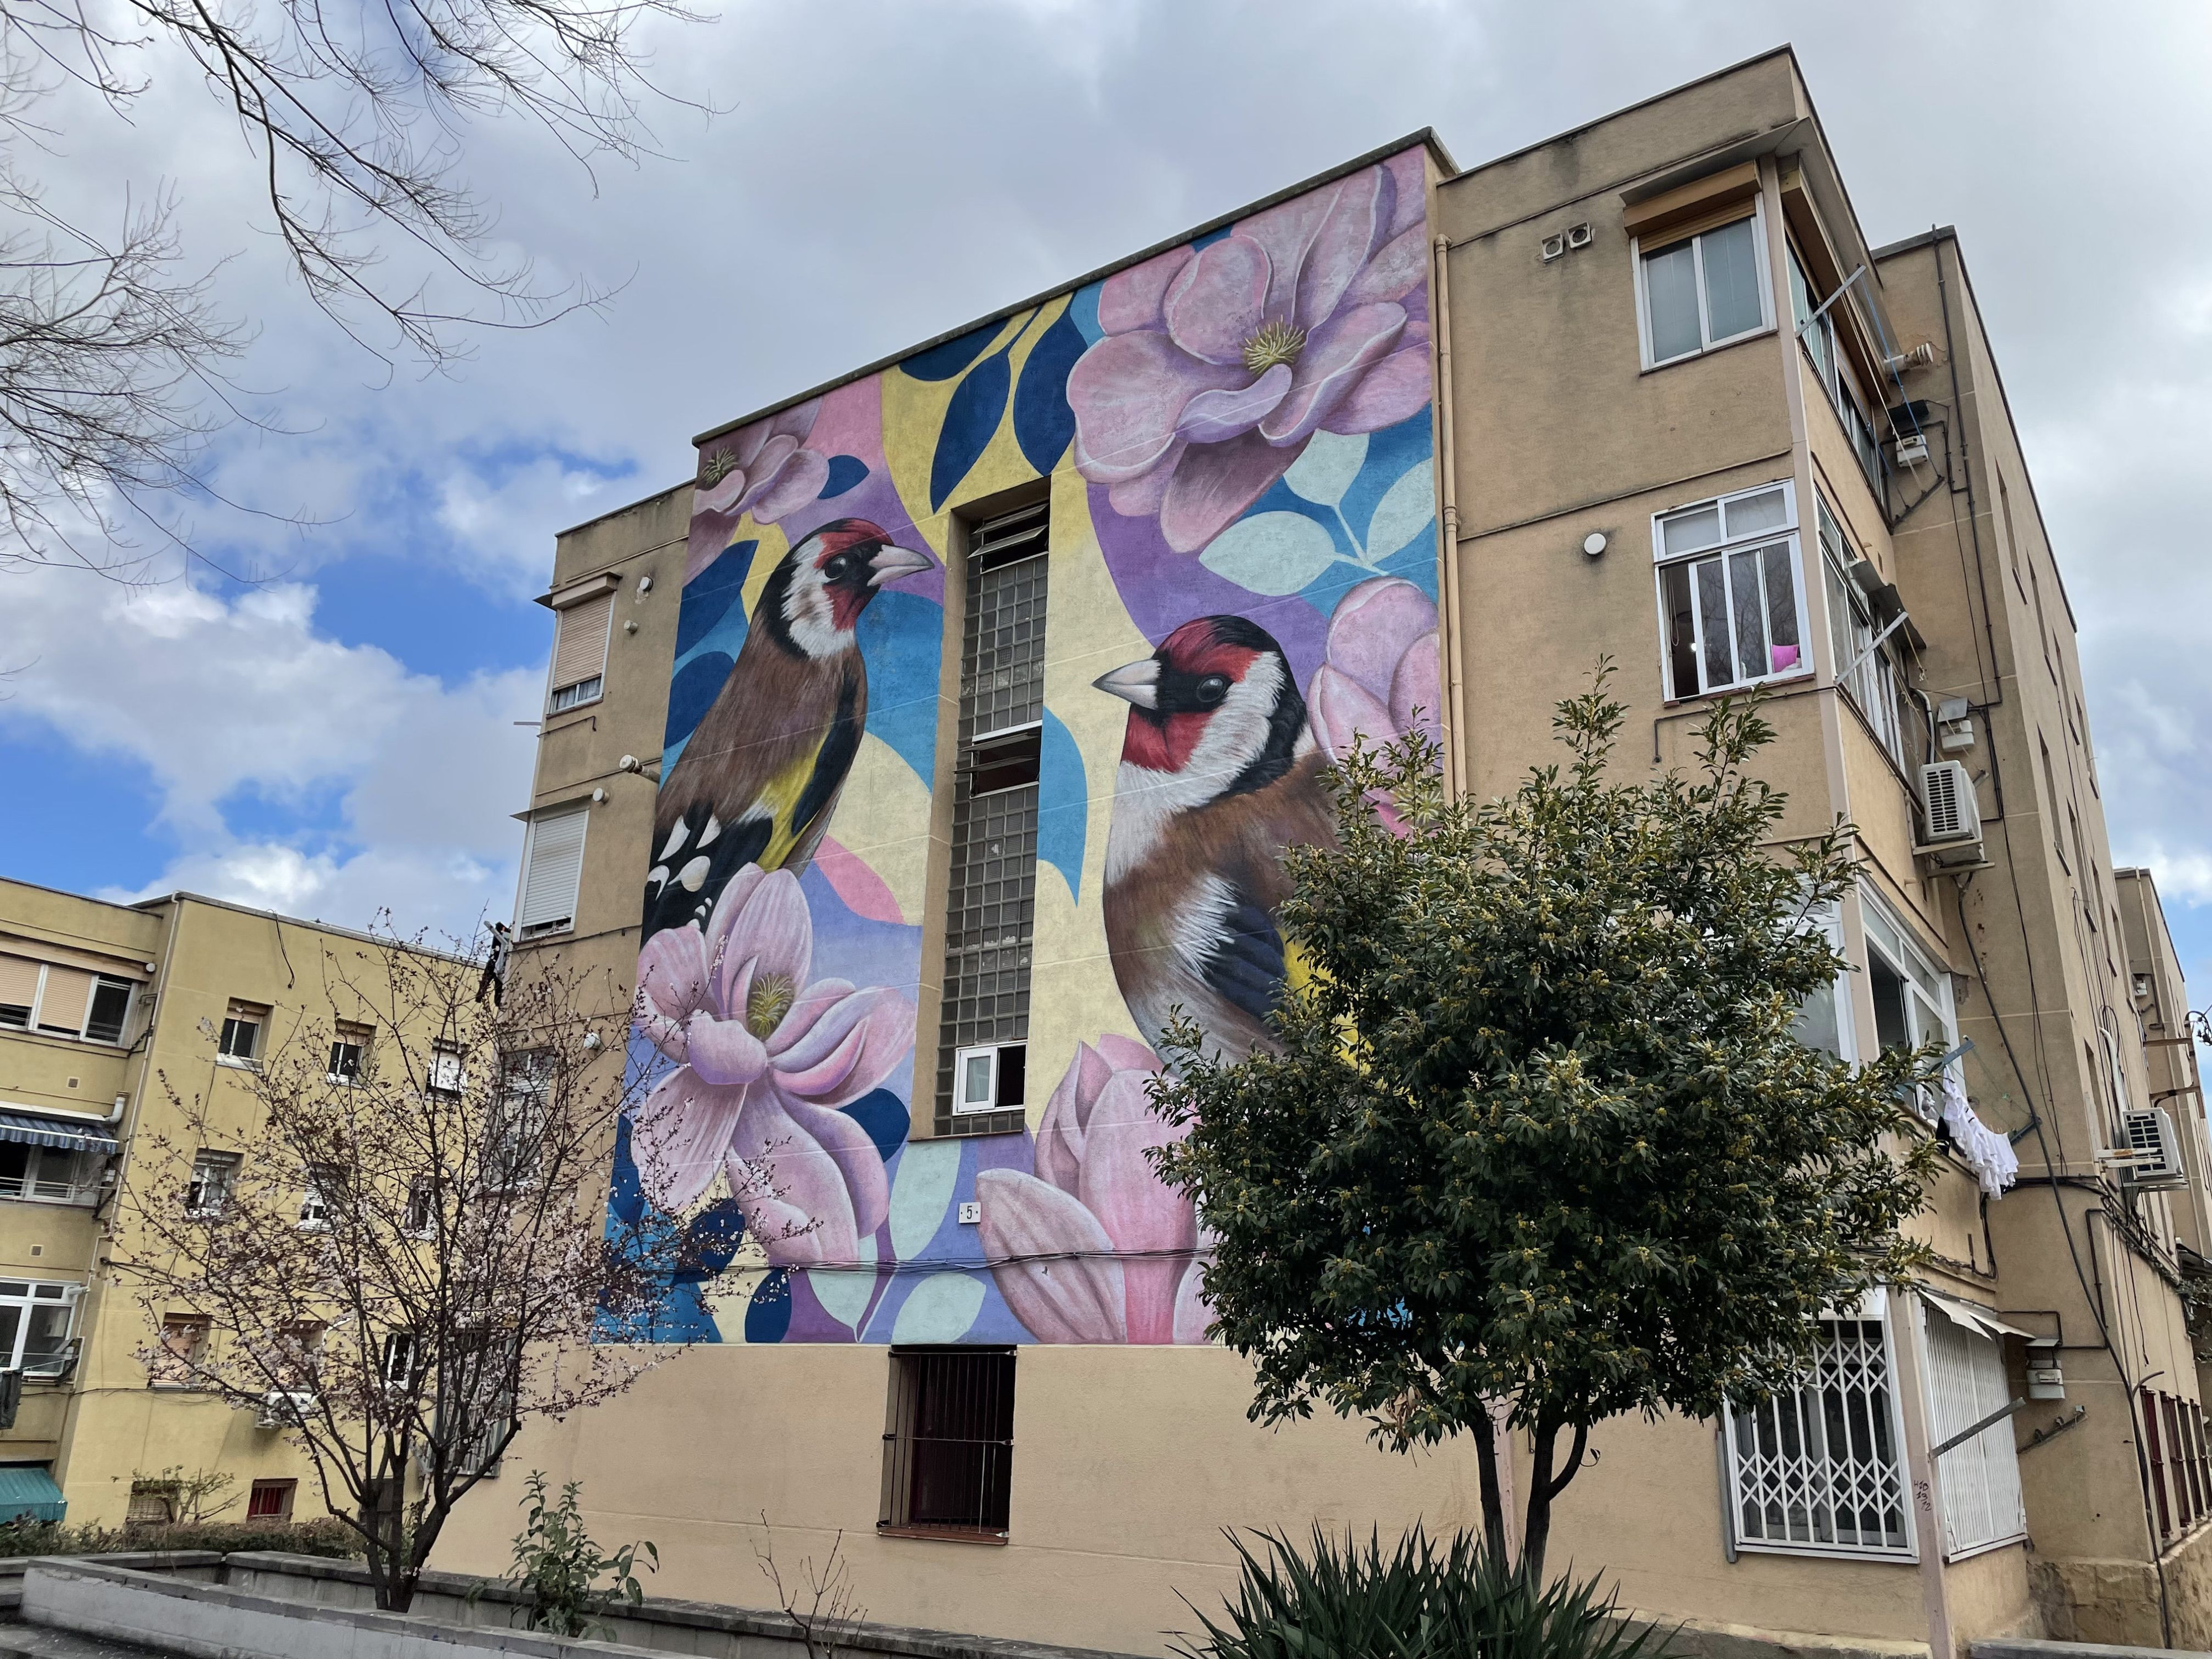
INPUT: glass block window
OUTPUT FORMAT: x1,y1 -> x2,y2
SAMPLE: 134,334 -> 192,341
1724,1307 -> 1912,1557
936,502 -> 1048,1137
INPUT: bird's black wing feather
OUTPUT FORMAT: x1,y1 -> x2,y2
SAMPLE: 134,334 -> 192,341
1199,889 -> 1288,1026
789,676 -> 864,851
640,801 -> 773,941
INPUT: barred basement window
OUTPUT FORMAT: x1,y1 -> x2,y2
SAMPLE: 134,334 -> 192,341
1723,1303 -> 1911,1557
880,1347 -> 1015,1541
935,502 -> 1047,1138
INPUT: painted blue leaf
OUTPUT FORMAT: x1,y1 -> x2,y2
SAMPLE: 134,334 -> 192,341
745,1269 -> 792,1343
903,324 -> 1001,383
820,456 -> 869,499
606,1115 -> 645,1225
1013,311 -> 1084,474
674,540 -> 756,657
1037,708 -> 1087,904
930,352 -> 1010,510
664,651 -> 733,751
857,592 -> 943,787
674,1199 -> 747,1282
842,1087 -> 910,1164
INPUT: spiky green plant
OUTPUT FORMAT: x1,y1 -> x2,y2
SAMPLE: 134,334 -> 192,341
1177,1526 -> 1674,1659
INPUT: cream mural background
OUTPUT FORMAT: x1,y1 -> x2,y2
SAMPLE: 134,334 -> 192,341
607,146 -> 1444,1347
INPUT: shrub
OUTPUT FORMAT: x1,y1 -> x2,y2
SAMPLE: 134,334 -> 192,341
502,1471 -> 656,1640
1179,1526 -> 1673,1659
0,1514 -> 362,1560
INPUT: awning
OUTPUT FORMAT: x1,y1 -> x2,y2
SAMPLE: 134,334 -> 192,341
0,1112 -> 118,1157
0,1465 -> 66,1524
1922,1288 -> 2039,1342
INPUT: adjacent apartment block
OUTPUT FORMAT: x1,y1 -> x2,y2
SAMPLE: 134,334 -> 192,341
0,878 -> 452,1529
440,47 -> 2212,1657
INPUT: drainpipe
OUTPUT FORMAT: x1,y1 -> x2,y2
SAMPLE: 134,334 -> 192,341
1889,1289 -> 1957,1659
1430,233 -> 1470,800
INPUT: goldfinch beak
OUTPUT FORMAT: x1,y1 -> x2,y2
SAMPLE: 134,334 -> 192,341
867,545 -> 936,586
1093,658 -> 1160,711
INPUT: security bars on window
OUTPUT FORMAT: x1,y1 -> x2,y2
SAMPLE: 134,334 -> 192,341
936,503 -> 1048,1137
1725,1315 -> 1911,1556
879,1347 -> 1015,1538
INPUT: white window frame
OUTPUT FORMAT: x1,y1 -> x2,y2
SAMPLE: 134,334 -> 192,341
543,588 -> 615,716
298,1164 -> 336,1230
1790,900 -> 1858,1065
1817,497 -> 1911,774
327,1026 -> 369,1086
1723,1289 -> 1916,1561
1788,246 -> 1884,491
0,1279 -> 84,1376
430,1044 -> 466,1097
1861,890 -> 1958,1121
185,1150 -> 240,1217
1632,197 -> 1775,371
3,963 -> 136,1046
1652,480 -> 1811,702
952,1044 -> 1002,1116
0,1141 -> 105,1207
516,807 -> 589,940
217,1003 -> 268,1068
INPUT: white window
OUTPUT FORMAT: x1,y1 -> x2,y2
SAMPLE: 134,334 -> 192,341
403,1178 -> 436,1238
545,589 -> 613,714
298,1164 -> 338,1229
1922,1303 -> 2027,1559
0,1281 -> 82,1376
1724,1295 -> 1912,1558
217,1001 -> 267,1066
1788,248 -> 1884,490
0,1143 -> 102,1205
1636,202 -> 1772,368
83,977 -> 132,1045
1863,892 -> 1957,1121
430,1044 -> 466,1097
953,1044 -> 1027,1116
327,1021 -> 372,1084
380,1330 -> 418,1390
1790,901 -> 1855,1063
1653,482 -> 1808,701
185,1151 -> 240,1217
484,1052 -> 550,1188
517,808 -> 588,940
1817,498 -> 1911,773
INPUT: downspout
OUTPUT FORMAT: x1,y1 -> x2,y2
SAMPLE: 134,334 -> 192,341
1430,233 -> 1470,800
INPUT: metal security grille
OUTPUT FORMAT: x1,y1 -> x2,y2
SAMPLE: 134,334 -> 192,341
935,502 -> 1048,1137
880,1348 -> 1015,1538
1923,1310 -> 2025,1557
1725,1317 -> 1911,1556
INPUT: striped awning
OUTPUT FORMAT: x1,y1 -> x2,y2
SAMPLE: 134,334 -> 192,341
0,1465 -> 65,1524
0,1112 -> 117,1157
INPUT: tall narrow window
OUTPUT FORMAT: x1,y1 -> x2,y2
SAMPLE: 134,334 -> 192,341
1818,497 -> 1908,771
2041,737 -> 2064,867
1923,1303 -> 2027,1558
327,1021 -> 372,1084
83,977 -> 132,1045
517,807 -> 588,938
880,1347 -> 1016,1540
0,955 -> 36,1029
935,503 -> 1047,1138
546,588 -> 613,714
33,966 -> 92,1037
1999,471 -> 2024,601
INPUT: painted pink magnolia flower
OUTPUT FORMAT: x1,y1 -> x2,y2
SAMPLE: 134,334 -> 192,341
687,399 -> 832,582
1310,578 -> 1442,833
632,864 -> 914,1265
1068,152 -> 1431,554
975,1037 -> 1212,1345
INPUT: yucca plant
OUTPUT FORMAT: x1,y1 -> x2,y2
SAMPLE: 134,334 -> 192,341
1176,1526 -> 1673,1659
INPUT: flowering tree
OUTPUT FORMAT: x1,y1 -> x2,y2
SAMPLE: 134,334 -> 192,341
113,928 -> 711,1613
1150,676 -> 1940,1584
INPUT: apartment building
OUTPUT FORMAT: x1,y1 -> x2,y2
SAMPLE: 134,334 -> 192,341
0,878 -> 458,1528
440,48 -> 2212,1657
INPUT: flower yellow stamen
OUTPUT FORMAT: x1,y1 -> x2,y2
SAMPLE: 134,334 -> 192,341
1241,319 -> 1306,375
745,972 -> 795,1039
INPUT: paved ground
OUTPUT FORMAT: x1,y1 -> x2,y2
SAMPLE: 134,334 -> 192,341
0,1623 -> 186,1658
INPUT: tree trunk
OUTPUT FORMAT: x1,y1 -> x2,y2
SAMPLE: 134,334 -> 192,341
364,1478 -> 412,1611
1474,1415 -> 1510,1568
1518,1415 -> 1590,1588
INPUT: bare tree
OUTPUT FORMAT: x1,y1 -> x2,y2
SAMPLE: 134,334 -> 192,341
0,0 -> 707,574
754,1513 -> 867,1659
111,926 -> 722,1613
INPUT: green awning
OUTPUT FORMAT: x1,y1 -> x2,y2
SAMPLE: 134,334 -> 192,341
0,1465 -> 65,1524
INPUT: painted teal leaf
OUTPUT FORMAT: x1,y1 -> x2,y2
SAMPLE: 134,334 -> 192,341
930,352 -> 1011,510
1282,431 -> 1369,507
1036,709 -> 1087,904
889,1139 -> 963,1259
807,1233 -> 877,1333
1013,311 -> 1084,473
1199,511 -> 1343,596
903,324 -> 1001,382
1364,458 -> 1438,562
891,1272 -> 987,1344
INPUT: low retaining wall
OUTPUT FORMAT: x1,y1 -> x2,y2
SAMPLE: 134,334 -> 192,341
0,1552 -> 223,1611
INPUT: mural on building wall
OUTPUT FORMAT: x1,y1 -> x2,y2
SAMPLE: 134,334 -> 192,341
611,147 -> 1443,1347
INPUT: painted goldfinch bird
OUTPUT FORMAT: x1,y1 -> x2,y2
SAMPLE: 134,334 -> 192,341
644,519 -> 935,941
1093,614 -> 1338,1060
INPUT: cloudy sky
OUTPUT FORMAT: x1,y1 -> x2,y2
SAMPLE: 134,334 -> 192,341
2,2 -> 2208,985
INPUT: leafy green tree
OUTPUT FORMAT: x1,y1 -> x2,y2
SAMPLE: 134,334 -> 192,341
1151,674 -> 1937,1583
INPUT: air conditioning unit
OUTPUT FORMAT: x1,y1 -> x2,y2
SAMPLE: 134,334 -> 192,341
1894,432 -> 1930,467
1917,761 -> 1985,863
2120,1109 -> 2188,1190
258,1391 -> 316,1428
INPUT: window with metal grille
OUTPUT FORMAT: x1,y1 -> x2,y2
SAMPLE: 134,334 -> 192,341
247,1479 -> 295,1520
880,1347 -> 1015,1540
1922,1307 -> 2026,1558
1724,1310 -> 1911,1557
935,502 -> 1047,1138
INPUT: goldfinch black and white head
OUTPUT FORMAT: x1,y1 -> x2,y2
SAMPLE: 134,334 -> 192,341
757,518 -> 935,660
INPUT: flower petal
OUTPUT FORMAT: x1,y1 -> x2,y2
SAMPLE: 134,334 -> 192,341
744,448 -> 830,526
635,925 -> 710,1062
1068,332 -> 1242,487
1176,364 -> 1290,446
1171,1256 -> 1215,1345
1343,224 -> 1430,309
684,1011 -> 771,1088
770,985 -> 917,1105
1094,1034 -> 1160,1076
1162,235 -> 1271,366
1388,631 -> 1443,745
726,1086 -> 878,1264
713,868 -> 812,1018
1242,169 -> 1381,331
630,1068 -> 748,1212
1259,302 -> 1406,447
782,1094 -> 893,1240
975,1170 -> 1126,1343
701,863 -> 770,966
1157,430 -> 1300,555
733,431 -> 797,494
1308,662 -> 1395,763
765,396 -> 821,445
1098,245 -> 1193,335
1380,149 -> 1426,241
1327,578 -> 1438,701
1106,439 -> 1185,519
1317,341 -> 1433,437
694,465 -> 753,518
1074,1072 -> 1194,1261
